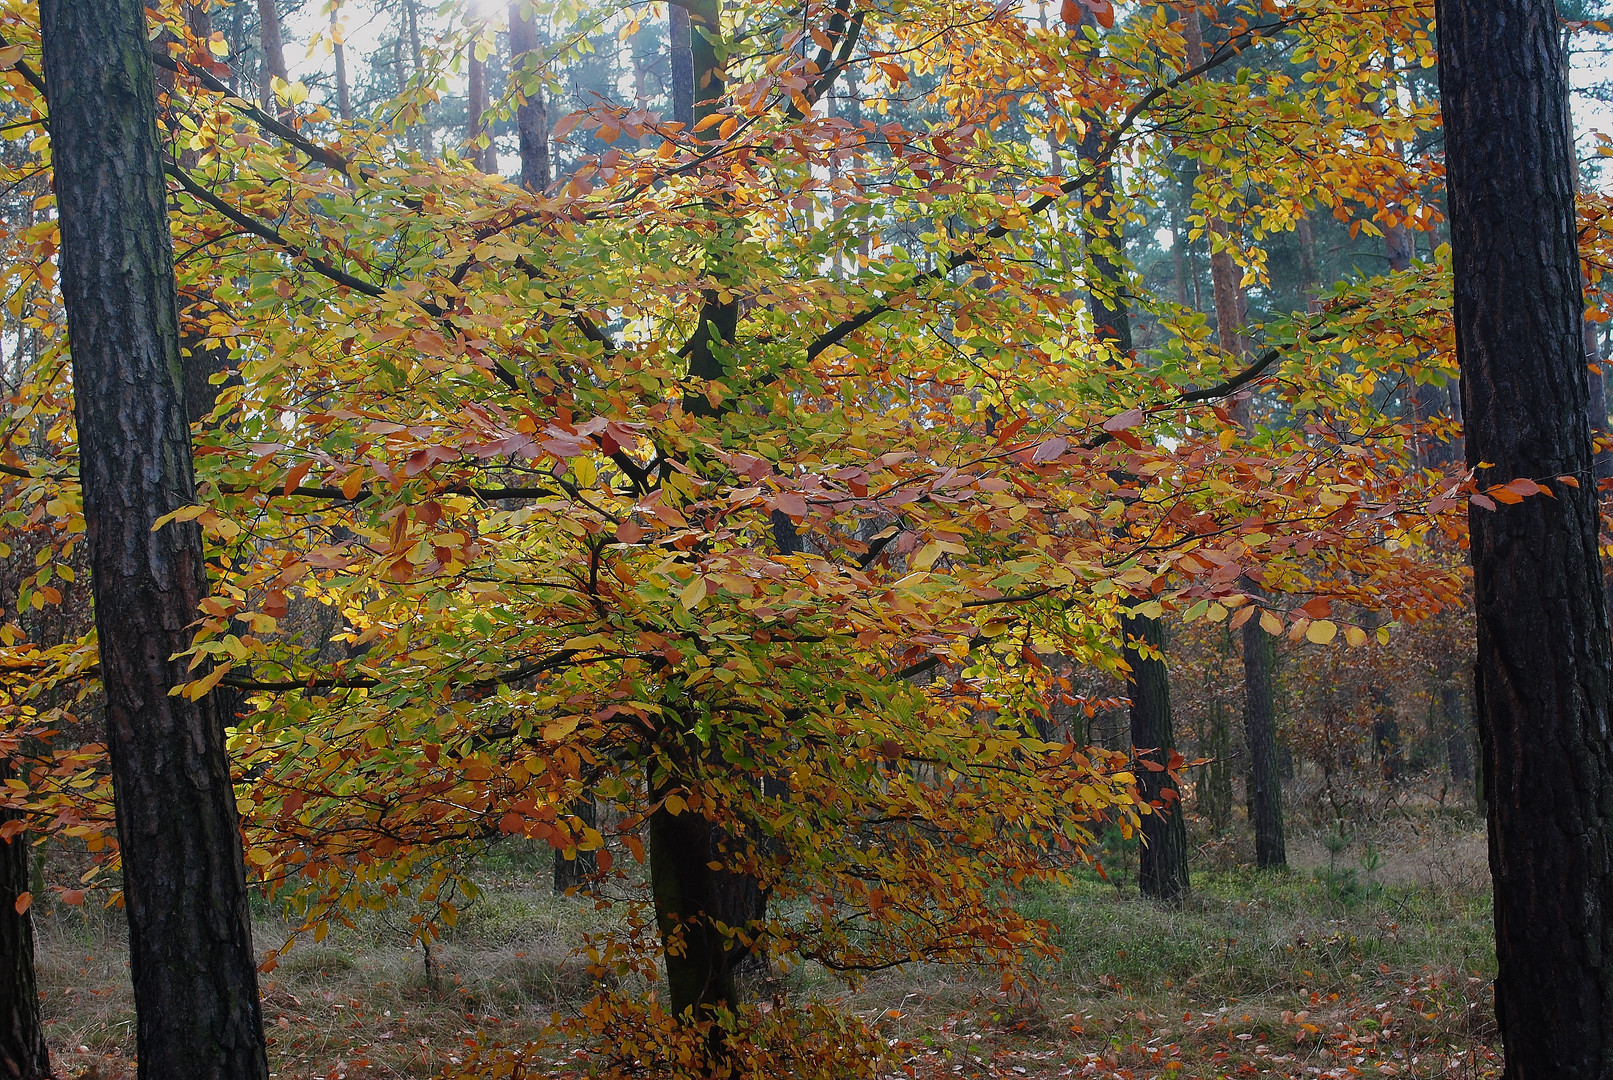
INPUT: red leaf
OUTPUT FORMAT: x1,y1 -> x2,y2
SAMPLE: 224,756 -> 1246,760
1470,493 -> 1497,511
615,520 -> 646,544
1102,407 -> 1145,433
776,491 -> 809,519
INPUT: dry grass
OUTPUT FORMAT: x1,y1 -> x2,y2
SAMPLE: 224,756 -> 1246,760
28,812 -> 1498,1079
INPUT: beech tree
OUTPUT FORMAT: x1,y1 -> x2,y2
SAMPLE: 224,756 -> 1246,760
38,0 -> 269,1076
1435,0 -> 1613,1070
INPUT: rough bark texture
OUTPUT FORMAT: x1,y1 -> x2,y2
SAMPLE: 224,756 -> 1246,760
1122,614 -> 1190,899
649,801 -> 741,1021
508,6 -> 551,191
0,756 -> 48,1080
40,3 -> 270,1077
1435,0 -> 1613,1071
1240,621 -> 1286,866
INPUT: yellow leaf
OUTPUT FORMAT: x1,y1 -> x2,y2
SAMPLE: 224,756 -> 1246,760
0,45 -> 25,71
1259,610 -> 1282,636
680,576 -> 708,609
1344,625 -> 1367,647
544,716 -> 581,742
1305,619 -> 1338,644
208,32 -> 230,57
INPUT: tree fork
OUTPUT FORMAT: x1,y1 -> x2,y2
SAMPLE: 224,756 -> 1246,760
39,1 -> 270,1076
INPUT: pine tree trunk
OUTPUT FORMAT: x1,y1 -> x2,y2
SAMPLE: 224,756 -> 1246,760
508,5 -> 550,191
1123,614 -> 1190,900
1241,621 -> 1286,867
0,755 -> 48,1080
1074,20 -> 1188,898
669,5 -> 694,130
256,0 -> 288,113
332,3 -> 352,122
1441,680 -> 1473,786
39,3 -> 270,1077
1181,6 -> 1285,869
1435,0 -> 1613,1070
467,46 -> 492,172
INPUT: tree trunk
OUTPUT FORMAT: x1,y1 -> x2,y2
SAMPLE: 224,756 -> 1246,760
508,5 -> 550,191
669,5 -> 694,130
467,45 -> 493,172
39,3 -> 270,1077
256,0 -> 288,113
552,796 -> 597,892
403,0 -> 433,158
1441,680 -> 1473,786
1123,614 -> 1190,899
1077,13 -> 1187,899
0,755 -> 48,1080
1241,620 -> 1286,867
1435,0 -> 1613,1070
332,3 -> 352,122
649,800 -> 740,1023
1182,5 -> 1285,870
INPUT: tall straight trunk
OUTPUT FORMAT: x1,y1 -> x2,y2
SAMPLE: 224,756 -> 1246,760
0,755 -> 48,1080
467,46 -> 494,172
403,0 -> 433,158
39,3 -> 270,1078
508,4 -> 550,190
332,3 -> 352,121
1436,0 -> 1613,1071
669,5 -> 694,129
1077,11 -> 1187,901
1295,215 -> 1318,309
1441,680 -> 1473,786
1183,4 -> 1285,869
256,0 -> 288,113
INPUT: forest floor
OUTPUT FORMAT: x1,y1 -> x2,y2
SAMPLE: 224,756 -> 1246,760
30,797 -> 1498,1080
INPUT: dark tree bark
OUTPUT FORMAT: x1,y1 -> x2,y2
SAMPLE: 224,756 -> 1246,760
1181,5 -> 1285,871
0,755 -> 48,1080
1075,12 -> 1187,899
669,5 -> 694,130
508,5 -> 551,191
552,796 -> 597,892
39,3 -> 270,1077
1122,614 -> 1190,899
1441,680 -> 1473,786
1240,620 -> 1286,866
1435,0 -> 1613,1071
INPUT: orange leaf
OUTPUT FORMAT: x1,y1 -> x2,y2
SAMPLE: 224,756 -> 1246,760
12,891 -> 29,916
61,889 -> 86,906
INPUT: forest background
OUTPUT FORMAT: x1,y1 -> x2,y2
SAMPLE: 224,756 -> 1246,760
0,0 -> 1609,1076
